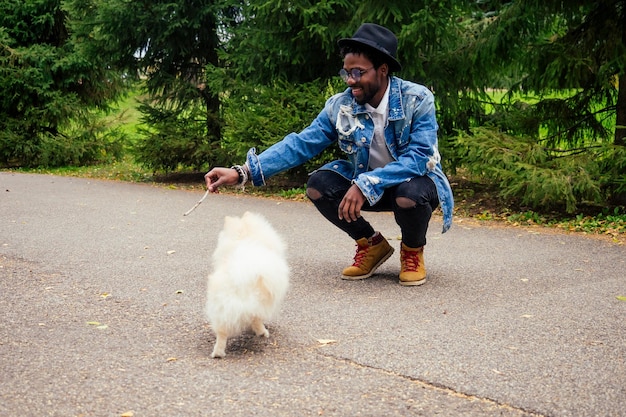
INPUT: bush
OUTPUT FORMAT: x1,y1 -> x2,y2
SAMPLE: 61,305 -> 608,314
218,77 -> 345,173
132,102 -> 232,173
0,113 -> 125,168
455,127 -> 607,213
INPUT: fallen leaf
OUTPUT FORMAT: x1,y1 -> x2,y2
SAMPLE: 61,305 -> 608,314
167,250 -> 176,255
101,292 -> 111,298
121,412 -> 134,417
96,325 -> 108,330
617,295 -> 626,302
175,290 -> 184,294
317,339 -> 337,346
520,314 -> 534,318
86,321 -> 101,326
166,357 -> 177,362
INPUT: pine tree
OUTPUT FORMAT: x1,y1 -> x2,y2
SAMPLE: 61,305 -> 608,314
455,0 -> 626,209
67,0 -> 224,171
468,0 -> 625,147
0,0 -> 124,167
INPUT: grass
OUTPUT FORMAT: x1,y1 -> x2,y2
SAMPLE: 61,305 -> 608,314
20,156 -> 153,183
508,210 -> 626,242
104,88 -> 146,134
451,178 -> 626,244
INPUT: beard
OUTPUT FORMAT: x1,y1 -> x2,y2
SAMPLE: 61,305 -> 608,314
351,79 -> 383,106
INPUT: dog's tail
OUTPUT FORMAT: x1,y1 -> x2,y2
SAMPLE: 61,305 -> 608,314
255,275 -> 274,306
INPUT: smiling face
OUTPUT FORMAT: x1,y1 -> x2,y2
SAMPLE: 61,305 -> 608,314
342,52 -> 389,107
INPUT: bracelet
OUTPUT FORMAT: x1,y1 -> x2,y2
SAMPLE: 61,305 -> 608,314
230,165 -> 248,185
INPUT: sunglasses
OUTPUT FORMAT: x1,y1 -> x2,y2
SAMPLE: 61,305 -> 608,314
339,67 -> 374,83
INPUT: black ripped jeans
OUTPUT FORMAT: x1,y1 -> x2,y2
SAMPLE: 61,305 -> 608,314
306,170 -> 439,248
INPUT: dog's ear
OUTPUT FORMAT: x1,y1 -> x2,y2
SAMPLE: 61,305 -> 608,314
223,215 -> 245,237
223,215 -> 237,229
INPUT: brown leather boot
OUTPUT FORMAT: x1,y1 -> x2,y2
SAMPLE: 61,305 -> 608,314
341,233 -> 394,280
399,243 -> 426,286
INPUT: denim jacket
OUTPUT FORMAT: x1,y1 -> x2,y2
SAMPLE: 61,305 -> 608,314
246,76 -> 454,233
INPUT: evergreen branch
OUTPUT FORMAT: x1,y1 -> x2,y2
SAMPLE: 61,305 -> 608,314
545,145 -> 603,154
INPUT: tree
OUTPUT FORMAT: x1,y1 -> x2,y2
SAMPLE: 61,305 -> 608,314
466,0 -> 625,145
455,0 -> 626,209
213,0 -> 481,161
216,0 -> 353,84
219,0 -> 625,210
67,0 -> 225,171
0,0 -> 125,167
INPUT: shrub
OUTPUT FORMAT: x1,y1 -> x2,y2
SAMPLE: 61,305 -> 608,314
455,127 -> 607,213
219,77 -> 344,174
132,102 -> 231,173
0,112 -> 125,168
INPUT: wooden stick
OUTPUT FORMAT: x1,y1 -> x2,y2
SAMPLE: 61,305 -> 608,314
183,190 -> 209,216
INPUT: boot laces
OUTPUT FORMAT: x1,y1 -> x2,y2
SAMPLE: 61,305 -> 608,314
351,243 -> 370,267
401,250 -> 421,272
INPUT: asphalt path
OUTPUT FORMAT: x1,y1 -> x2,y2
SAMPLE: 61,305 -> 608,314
1,172 -> 624,417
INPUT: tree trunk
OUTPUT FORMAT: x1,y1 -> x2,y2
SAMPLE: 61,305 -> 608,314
203,16 -> 221,142
617,77 -> 626,147
612,72 -> 626,205
203,90 -> 221,140
616,4 -> 626,146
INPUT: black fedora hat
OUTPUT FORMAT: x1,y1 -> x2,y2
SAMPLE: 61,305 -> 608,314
338,23 -> 401,72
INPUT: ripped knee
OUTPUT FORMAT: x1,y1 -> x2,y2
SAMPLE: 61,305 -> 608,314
306,187 -> 322,201
396,196 -> 416,209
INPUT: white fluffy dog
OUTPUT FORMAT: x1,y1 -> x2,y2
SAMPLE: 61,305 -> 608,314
206,211 -> 289,358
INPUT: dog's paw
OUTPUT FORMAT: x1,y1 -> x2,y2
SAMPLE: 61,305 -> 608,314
211,350 -> 226,359
251,319 -> 269,338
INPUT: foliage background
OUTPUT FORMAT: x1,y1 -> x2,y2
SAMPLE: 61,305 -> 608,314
1,0 -> 625,217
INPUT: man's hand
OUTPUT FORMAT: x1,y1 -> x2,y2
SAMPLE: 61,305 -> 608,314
204,167 -> 240,192
338,183 -> 366,222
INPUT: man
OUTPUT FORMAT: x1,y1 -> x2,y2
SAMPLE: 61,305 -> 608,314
205,23 -> 454,286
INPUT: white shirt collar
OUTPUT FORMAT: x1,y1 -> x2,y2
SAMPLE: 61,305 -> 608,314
364,77 -> 391,115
